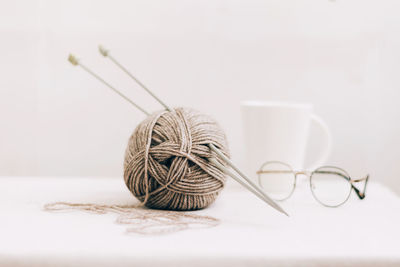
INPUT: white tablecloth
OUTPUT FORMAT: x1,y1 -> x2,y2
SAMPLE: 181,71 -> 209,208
1,176 -> 399,266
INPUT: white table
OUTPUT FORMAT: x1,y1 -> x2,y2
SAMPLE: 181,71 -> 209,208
1,176 -> 399,266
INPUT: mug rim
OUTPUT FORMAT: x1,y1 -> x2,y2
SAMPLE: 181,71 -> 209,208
240,100 -> 313,109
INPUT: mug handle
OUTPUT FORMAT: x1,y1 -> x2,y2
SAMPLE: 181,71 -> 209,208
307,114 -> 332,171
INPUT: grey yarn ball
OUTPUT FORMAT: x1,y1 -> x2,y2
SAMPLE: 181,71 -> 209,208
123,107 -> 229,211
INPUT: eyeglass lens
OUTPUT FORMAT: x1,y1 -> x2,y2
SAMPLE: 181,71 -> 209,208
310,166 -> 352,207
258,162 -> 295,201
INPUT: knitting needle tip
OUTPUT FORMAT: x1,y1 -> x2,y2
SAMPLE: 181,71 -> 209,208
68,54 -> 79,66
280,208 -> 289,217
262,194 -> 289,216
99,45 -> 109,57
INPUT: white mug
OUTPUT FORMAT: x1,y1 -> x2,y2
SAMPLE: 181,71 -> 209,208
241,101 -> 332,179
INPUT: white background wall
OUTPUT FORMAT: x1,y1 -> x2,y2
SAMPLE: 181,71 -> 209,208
1,0 -> 399,194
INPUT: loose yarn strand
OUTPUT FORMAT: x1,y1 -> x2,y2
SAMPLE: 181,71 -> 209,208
44,202 -> 219,235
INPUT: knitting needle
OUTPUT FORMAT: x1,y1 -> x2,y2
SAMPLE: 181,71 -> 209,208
97,46 -> 288,216
209,158 -> 288,216
99,46 -> 171,111
67,54 -> 150,116
208,143 -> 288,216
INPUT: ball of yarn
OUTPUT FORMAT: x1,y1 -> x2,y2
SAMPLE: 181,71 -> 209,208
124,107 -> 229,211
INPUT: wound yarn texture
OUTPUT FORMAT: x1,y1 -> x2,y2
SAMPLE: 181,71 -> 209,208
124,107 -> 229,211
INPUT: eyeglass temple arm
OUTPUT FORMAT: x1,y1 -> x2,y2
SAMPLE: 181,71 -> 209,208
351,174 -> 370,200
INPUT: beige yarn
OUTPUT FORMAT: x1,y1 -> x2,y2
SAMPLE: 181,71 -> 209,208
44,202 -> 219,235
43,107 -> 228,235
124,107 -> 230,211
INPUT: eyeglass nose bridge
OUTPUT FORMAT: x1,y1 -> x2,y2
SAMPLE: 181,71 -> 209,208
293,170 -> 311,177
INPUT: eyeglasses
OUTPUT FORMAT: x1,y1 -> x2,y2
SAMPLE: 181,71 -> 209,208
256,161 -> 369,207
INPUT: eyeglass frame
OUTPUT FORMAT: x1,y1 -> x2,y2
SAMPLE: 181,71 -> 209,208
256,161 -> 370,207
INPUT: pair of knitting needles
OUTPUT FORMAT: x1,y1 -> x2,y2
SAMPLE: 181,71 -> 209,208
68,46 -> 288,216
